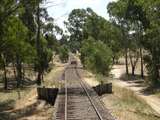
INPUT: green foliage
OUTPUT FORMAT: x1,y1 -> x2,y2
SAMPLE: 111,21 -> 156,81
143,27 -> 160,85
0,0 -> 64,88
84,13 -> 122,62
65,8 -> 122,76
81,37 -> 112,75
3,16 -> 36,63
66,8 -> 123,64
65,9 -> 88,52
58,45 -> 69,63
138,0 -> 160,85
107,0 -> 160,86
34,36 -> 53,71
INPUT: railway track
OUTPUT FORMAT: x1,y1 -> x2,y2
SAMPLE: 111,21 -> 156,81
55,59 -> 115,120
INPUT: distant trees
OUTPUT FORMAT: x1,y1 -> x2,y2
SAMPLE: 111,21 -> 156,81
58,45 -> 69,63
65,0 -> 160,86
66,8 -> 120,75
64,9 -> 88,53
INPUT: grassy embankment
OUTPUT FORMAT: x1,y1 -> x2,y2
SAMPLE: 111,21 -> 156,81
102,84 -> 160,120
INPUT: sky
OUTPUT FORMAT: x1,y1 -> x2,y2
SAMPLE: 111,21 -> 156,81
45,0 -> 115,29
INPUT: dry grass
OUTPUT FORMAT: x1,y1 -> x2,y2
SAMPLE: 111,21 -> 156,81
83,68 -> 160,120
0,59 -> 65,120
112,57 -> 160,92
0,88 -> 32,103
0,88 -> 54,120
43,65 -> 65,88
102,85 -> 160,120
96,74 -> 109,84
0,87 -> 35,120
155,92 -> 160,98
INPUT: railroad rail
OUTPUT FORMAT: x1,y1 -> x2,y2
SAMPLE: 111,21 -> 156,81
55,58 -> 115,120
75,68 -> 104,120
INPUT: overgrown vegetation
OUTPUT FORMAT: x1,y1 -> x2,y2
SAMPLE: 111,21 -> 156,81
80,37 -> 112,75
103,85 -> 160,120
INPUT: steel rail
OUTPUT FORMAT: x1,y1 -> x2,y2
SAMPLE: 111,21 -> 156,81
64,68 -> 67,120
75,67 -> 104,120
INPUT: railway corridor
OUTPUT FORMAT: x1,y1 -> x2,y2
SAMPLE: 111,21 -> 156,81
55,60 -> 115,120
65,65 -> 100,120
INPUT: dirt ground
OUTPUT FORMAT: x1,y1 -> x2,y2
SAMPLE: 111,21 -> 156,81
82,64 -> 160,120
14,89 -> 53,120
0,57 -> 66,120
111,65 -> 160,115
16,61 -> 66,120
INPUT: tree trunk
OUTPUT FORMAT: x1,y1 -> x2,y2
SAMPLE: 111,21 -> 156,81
129,50 -> 139,77
125,48 -> 129,75
36,3 -> 42,85
3,58 -> 7,90
37,72 -> 42,85
12,62 -> 17,80
3,64 -> 7,90
132,66 -> 135,76
112,56 -> 115,64
1,54 -> 7,90
16,54 -> 22,88
22,65 -> 25,81
130,55 -> 135,76
140,48 -> 144,78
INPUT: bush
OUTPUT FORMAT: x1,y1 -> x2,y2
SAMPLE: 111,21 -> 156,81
58,45 -> 69,63
80,36 -> 112,75
144,54 -> 160,86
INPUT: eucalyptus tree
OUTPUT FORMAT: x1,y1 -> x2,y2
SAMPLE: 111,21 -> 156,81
12,0 -> 46,86
141,0 -> 160,85
107,0 -> 160,86
20,0 -> 56,85
0,0 -> 23,89
107,0 -> 130,74
107,0 -> 149,76
41,12 -> 63,72
21,0 -> 64,85
0,0 -> 61,89
125,0 -> 149,77
0,0 -> 21,53
128,32 -> 140,76
64,9 -> 88,52
83,9 -> 122,63
0,13 -> 36,89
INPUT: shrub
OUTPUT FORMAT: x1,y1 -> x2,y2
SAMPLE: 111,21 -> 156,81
144,54 -> 160,86
58,45 -> 69,63
80,36 -> 112,75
